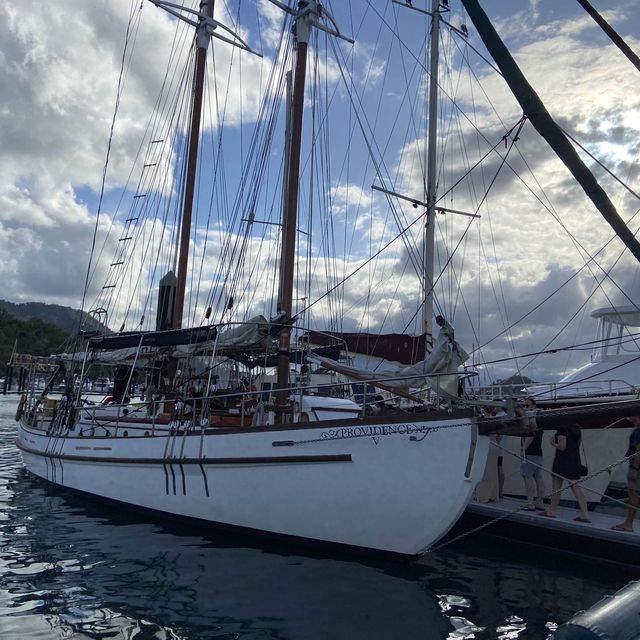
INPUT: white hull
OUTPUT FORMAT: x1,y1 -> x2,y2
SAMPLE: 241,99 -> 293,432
18,411 -> 488,556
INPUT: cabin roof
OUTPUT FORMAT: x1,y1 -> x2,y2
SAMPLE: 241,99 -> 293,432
591,306 -> 640,326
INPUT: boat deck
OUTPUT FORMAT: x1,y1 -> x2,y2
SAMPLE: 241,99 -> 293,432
453,497 -> 640,563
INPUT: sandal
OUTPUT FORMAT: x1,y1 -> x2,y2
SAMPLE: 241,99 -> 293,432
573,516 -> 591,523
539,512 -> 556,518
611,523 -> 633,532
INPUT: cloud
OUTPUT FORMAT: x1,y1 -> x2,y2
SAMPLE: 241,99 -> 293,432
1,0 -> 639,389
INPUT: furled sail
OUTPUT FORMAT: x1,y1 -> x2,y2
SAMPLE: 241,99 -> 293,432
308,318 -> 468,399
175,314 -> 281,357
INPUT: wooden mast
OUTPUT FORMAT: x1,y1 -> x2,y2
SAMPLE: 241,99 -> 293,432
151,1 -> 260,331
275,9 -> 312,409
173,0 -> 215,329
272,0 -> 352,411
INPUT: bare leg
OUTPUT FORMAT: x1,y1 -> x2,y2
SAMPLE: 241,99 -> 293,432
570,483 -> 591,521
543,476 -> 562,517
534,473 -> 546,508
524,476 -> 536,506
619,488 -> 640,530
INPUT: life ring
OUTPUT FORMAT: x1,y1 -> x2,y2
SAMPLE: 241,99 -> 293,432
15,394 -> 27,422
102,395 -> 113,405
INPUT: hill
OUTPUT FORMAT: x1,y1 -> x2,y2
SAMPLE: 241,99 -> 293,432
0,301 -> 111,370
0,308 -> 71,367
0,300 -> 109,335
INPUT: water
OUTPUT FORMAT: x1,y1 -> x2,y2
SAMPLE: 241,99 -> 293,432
0,395 -> 635,639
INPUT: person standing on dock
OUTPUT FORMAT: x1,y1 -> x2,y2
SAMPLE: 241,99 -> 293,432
520,398 -> 546,511
494,406 -> 507,499
541,422 -> 591,523
612,415 -> 640,533
474,406 -> 505,503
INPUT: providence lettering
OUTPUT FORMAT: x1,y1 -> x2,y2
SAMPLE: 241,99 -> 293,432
320,424 -> 432,441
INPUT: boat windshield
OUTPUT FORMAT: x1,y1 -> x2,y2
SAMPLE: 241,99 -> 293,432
591,306 -> 640,359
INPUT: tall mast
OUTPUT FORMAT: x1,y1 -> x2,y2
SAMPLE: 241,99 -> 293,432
275,7 -> 313,405
269,0 -> 352,408
173,0 -> 215,329
423,0 -> 441,352
150,0 -> 260,329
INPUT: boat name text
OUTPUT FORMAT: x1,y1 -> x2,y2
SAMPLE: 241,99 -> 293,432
320,423 -> 432,442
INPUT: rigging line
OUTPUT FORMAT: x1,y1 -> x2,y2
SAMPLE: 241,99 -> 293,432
450,33 -> 629,366
518,246 -> 640,376
507,120 -> 640,297
370,0 -> 513,150
387,0 -> 627,333
576,0 -> 640,74
324,8 -> 421,280
446,50 -> 533,376
89,5 -> 184,273
562,128 -> 640,204
468,121 -> 640,358
400,116 -> 527,334
216,27 -> 289,273
470,334 -> 640,372
326,21 -> 427,282
298,116 -> 527,320
215,35 -> 291,315
85,6 -> 147,298
339,11 -> 384,318
327,36 -> 523,301
471,199 -> 640,361
482,204 -> 522,371
193,70 -> 215,327
80,0 -> 144,330
463,0 -> 640,265
210,58 -> 289,319
472,254 -> 613,357
473,348 -> 640,390
103,16 -> 193,327
401,0 -> 506,79
514,159 -> 640,311
88,3 -> 191,316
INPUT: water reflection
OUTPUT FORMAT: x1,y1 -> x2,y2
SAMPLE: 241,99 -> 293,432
0,395 -> 634,639
3,470 -> 451,639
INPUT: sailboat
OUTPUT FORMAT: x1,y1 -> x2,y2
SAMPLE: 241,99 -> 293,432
13,0 -> 494,558
13,0 -> 640,557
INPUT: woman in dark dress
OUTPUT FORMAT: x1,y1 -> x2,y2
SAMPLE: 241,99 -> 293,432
541,423 -> 590,522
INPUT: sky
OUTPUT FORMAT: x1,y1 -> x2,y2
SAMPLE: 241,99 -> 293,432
1,0 -> 640,385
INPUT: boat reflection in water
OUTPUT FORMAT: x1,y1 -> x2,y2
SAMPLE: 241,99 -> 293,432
2,472 -> 451,639
2,461 -> 635,640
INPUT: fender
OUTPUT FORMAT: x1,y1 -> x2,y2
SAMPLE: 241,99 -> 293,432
15,394 -> 27,422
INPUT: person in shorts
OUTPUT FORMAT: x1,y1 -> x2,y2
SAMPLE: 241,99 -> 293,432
520,397 -> 546,510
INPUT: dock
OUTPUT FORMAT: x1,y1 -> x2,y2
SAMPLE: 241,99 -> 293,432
450,497 -> 640,564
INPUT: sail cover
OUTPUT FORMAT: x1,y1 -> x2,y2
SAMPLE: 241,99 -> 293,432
175,315 -> 279,357
88,325 -> 217,350
302,331 -> 426,365
308,319 -> 469,398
